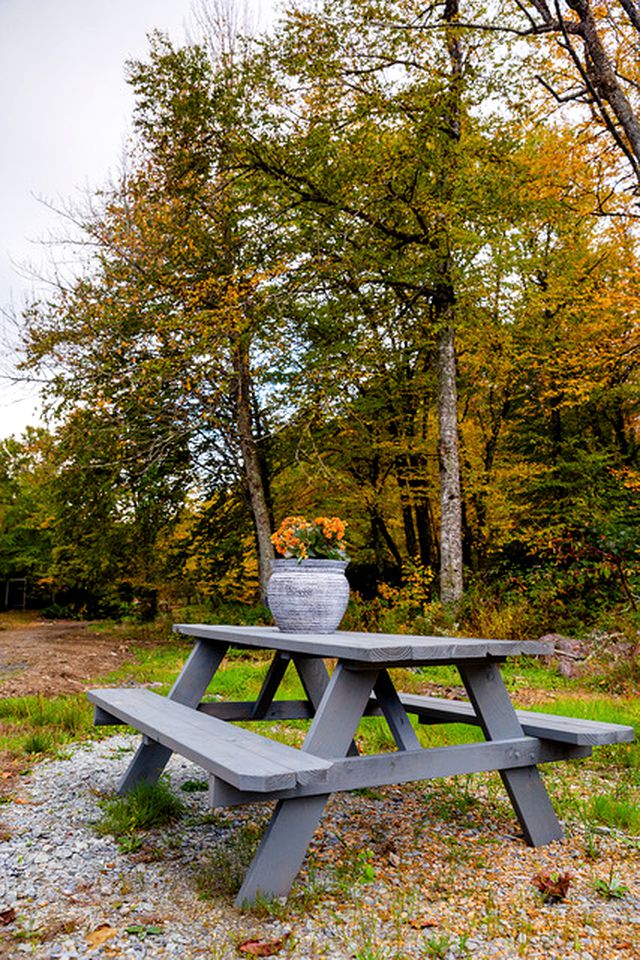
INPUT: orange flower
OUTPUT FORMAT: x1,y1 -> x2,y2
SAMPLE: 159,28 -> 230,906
271,515 -> 349,561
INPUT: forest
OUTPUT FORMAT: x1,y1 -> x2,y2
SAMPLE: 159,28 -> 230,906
1,0 -> 638,640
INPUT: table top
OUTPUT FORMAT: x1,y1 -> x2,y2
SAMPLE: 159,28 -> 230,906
173,624 -> 551,666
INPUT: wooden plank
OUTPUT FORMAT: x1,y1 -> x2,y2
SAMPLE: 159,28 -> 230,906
210,736 -> 591,806
251,652 -> 291,719
373,670 -> 421,751
400,694 -> 635,745
294,655 -> 360,757
234,665 -> 380,907
97,696 -> 382,725
169,638 -> 229,707
88,688 -> 332,792
173,624 -> 552,665
116,638 -> 229,795
198,700 -> 315,721
459,662 -> 563,846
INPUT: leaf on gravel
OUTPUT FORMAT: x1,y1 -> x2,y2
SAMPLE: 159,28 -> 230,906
0,907 -> 16,926
126,924 -> 164,939
238,934 -> 290,956
86,923 -> 117,949
408,917 -> 438,929
532,871 -> 573,902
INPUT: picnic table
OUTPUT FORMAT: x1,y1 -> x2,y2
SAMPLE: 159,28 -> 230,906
89,624 -> 634,907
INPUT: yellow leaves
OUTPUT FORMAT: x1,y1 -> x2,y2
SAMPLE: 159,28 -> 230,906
86,924 -> 117,950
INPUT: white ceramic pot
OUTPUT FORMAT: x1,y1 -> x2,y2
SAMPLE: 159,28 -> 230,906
267,559 -> 350,634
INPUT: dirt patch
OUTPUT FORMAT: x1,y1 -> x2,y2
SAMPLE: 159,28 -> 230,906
0,620 -> 139,698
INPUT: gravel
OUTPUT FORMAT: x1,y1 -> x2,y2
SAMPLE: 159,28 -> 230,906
1,736 -> 638,960
1,736 -> 292,960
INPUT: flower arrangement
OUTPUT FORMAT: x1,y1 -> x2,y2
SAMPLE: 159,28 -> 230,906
271,515 -> 348,562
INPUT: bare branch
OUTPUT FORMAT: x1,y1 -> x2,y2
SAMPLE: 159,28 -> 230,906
535,74 -> 590,101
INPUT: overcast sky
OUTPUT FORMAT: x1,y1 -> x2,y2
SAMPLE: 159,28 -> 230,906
0,0 -> 271,441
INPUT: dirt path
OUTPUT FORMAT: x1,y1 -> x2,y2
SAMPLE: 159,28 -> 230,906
0,619 -> 138,698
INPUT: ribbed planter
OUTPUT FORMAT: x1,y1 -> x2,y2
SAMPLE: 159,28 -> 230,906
267,559 -> 350,634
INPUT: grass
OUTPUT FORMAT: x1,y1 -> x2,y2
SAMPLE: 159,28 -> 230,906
1,610 -> 638,838
0,693 -> 99,758
195,819 -> 266,897
0,610 -> 41,630
95,778 -> 186,840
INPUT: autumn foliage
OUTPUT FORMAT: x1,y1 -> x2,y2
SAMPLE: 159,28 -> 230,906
1,2 -> 638,636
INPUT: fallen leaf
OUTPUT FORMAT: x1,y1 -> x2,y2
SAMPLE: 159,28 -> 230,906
238,934 -> 290,956
12,798 -> 30,805
0,907 -> 16,926
408,917 -> 438,929
86,923 -> 117,949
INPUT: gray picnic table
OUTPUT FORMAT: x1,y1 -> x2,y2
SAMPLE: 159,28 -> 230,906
89,625 -> 634,907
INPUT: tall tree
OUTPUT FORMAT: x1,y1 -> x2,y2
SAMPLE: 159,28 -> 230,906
23,34 -> 280,601
243,0 -> 531,605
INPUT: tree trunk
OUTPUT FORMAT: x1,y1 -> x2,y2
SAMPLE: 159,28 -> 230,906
433,0 -> 464,609
437,321 -> 463,608
233,343 -> 274,604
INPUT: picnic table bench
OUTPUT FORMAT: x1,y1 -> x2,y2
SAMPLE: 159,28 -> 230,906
89,624 -> 634,906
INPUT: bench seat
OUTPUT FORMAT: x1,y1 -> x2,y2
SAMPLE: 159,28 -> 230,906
88,688 -> 333,792
399,694 -> 635,746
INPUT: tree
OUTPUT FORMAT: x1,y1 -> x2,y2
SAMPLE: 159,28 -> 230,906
242,0 -> 541,606
23,34 -> 282,602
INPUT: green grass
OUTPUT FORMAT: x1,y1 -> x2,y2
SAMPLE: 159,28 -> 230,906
590,794 -> 640,833
195,819 -> 266,897
95,778 -> 185,838
0,694 -> 98,758
2,615 -> 638,843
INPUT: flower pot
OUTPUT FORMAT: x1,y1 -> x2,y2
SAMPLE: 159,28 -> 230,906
267,559 -> 350,634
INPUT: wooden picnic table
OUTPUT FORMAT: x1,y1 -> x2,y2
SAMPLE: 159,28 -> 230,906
89,624 -> 634,907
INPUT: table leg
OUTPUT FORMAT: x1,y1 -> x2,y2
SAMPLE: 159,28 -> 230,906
458,661 -> 563,846
374,670 -> 422,751
117,639 -> 228,794
251,652 -> 291,719
235,663 -> 380,907
294,656 -> 359,756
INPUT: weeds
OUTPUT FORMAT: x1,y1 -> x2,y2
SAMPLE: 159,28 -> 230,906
95,779 -> 185,842
590,793 -> 640,833
594,863 -> 629,899
424,933 -> 451,959
180,778 -> 208,792
196,820 -> 265,898
531,870 -> 573,903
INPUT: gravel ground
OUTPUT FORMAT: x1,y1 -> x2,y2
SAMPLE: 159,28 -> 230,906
1,735 -> 639,959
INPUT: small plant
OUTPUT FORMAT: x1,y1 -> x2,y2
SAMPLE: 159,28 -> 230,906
117,833 -> 144,854
180,778 -> 208,792
95,779 -> 185,838
594,863 -> 629,899
271,515 -> 348,561
334,846 -> 377,891
424,932 -> 451,958
126,923 -> 164,940
531,870 -> 573,903
22,731 -> 54,755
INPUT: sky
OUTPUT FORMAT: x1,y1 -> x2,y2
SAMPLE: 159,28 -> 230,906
0,0 -> 271,441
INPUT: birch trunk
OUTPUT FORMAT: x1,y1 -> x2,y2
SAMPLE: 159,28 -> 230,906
437,321 -> 463,607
